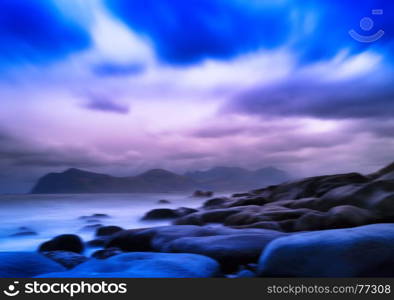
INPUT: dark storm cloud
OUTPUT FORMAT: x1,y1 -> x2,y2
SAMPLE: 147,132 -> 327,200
0,0 -> 90,70
105,0 -> 394,65
84,94 -> 130,114
226,78 -> 394,120
92,62 -> 145,77
104,0 -> 291,65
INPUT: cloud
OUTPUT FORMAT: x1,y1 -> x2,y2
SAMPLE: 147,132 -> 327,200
0,0 -> 90,70
225,73 -> 394,120
92,62 -> 145,77
105,0 -> 394,65
84,94 -> 130,114
104,0 -> 292,65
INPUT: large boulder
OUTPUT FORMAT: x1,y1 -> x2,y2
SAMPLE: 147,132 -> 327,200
38,234 -> 84,253
142,207 -> 197,220
37,252 -> 220,278
258,223 -> 394,277
167,231 -> 286,272
107,225 -> 286,271
0,252 -> 66,278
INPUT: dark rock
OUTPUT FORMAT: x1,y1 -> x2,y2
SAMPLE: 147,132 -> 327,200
232,193 -> 252,198
96,226 -> 123,237
258,223 -> 394,277
167,231 -> 286,272
42,251 -> 88,269
86,238 -> 108,247
142,207 -> 197,221
37,252 -> 220,278
107,225 -> 286,271
202,197 -> 231,209
193,190 -> 214,197
39,234 -> 84,254
78,213 -> 110,220
158,199 -> 171,204
142,208 -> 178,220
0,252 -> 65,278
91,248 -> 123,259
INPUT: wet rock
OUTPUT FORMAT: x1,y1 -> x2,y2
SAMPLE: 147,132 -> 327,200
37,252 -> 221,278
107,225 -> 286,271
91,248 -> 123,259
158,199 -> 171,204
42,251 -> 88,269
0,252 -> 65,278
142,207 -> 197,221
142,208 -> 178,220
39,234 -> 84,254
258,223 -> 394,277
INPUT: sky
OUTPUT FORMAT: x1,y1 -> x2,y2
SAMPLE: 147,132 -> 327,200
0,0 -> 393,193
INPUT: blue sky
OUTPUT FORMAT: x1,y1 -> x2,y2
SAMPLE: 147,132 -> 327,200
0,0 -> 393,192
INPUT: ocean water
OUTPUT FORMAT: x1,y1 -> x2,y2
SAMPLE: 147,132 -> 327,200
0,193 -> 210,253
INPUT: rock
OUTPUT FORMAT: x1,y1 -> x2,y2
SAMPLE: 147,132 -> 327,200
86,238 -> 108,248
175,207 -> 245,225
91,248 -> 123,259
142,208 -> 178,220
167,231 -> 286,272
37,252 -> 220,278
0,252 -> 66,278
38,234 -> 84,254
232,193 -> 252,198
258,223 -> 394,277
202,197 -> 230,209
142,207 -> 197,220
96,226 -> 123,237
42,251 -> 88,269
193,190 -> 214,197
158,199 -> 171,204
78,213 -> 110,220
107,225 -> 286,271
234,269 -> 256,278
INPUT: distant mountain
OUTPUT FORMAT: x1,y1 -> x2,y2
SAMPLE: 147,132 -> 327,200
31,166 -> 291,194
31,168 -> 196,194
185,166 -> 291,191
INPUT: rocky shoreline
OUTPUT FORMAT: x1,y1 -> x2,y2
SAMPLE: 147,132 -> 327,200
1,162 -> 394,278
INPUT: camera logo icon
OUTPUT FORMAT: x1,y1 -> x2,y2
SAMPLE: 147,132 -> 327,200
349,9 -> 385,43
3,282 -> 20,297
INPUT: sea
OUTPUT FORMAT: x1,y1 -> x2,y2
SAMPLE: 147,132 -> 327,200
0,193 -> 213,253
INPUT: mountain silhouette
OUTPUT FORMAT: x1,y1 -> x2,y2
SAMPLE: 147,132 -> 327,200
31,166 -> 290,194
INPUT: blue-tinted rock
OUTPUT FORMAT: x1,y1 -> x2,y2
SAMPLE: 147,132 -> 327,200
0,252 -> 66,278
37,252 -> 220,278
258,223 -> 394,277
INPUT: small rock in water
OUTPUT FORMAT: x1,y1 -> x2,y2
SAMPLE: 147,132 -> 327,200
91,248 -> 123,259
78,213 -> 110,220
39,234 -> 84,254
158,199 -> 171,204
43,251 -> 88,269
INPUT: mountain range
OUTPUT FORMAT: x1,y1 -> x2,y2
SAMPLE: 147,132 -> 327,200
31,166 -> 291,194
